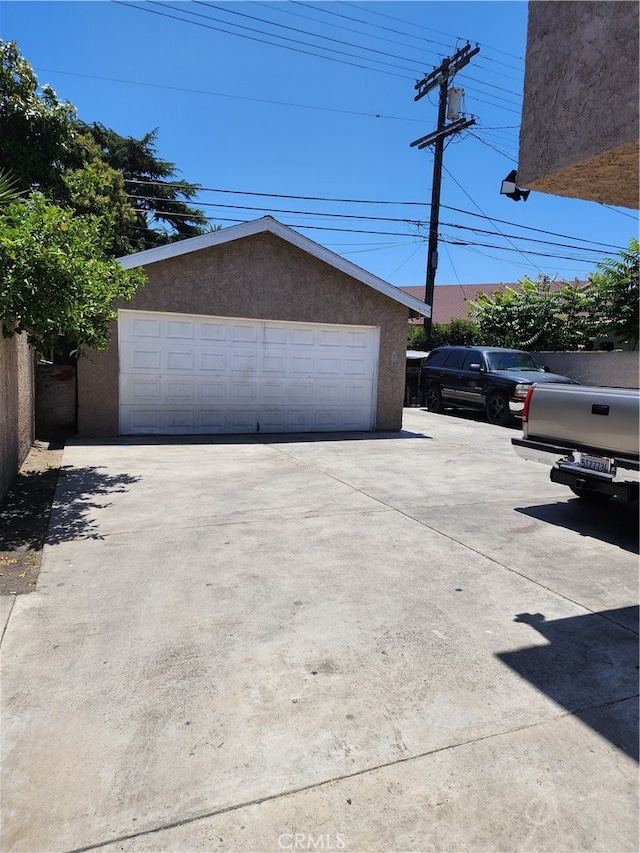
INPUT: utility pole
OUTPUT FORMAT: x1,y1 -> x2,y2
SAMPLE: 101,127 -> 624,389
411,43 -> 479,345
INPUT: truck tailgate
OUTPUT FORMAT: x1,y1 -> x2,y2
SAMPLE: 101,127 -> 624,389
525,384 -> 639,459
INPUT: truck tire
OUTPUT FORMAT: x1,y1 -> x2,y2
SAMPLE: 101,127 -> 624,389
425,384 -> 443,413
486,391 -> 511,426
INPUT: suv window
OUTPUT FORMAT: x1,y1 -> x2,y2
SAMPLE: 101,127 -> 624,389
443,349 -> 468,370
462,350 -> 483,370
424,349 -> 450,367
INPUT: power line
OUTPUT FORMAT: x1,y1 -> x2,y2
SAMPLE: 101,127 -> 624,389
598,203 -> 639,222
438,233 -> 601,263
35,66 -> 424,124
136,206 -> 605,265
122,180 -> 628,251
195,0 -> 430,70
469,132 -> 518,163
442,163 -> 544,273
113,0 -> 412,79
254,0 -> 525,99
114,1 -> 524,118
337,0 -> 526,69
127,192 -> 620,254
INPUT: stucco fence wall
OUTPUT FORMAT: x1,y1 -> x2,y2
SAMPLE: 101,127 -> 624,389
0,333 -> 35,501
533,351 -> 639,389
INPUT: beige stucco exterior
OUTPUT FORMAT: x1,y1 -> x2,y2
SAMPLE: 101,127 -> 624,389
518,1 -> 639,208
78,231 -> 413,435
0,333 -> 35,500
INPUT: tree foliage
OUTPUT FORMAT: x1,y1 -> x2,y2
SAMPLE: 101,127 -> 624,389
589,238 -> 639,349
0,40 -> 211,255
0,195 -> 145,357
78,122 -> 211,250
0,40 -> 77,196
468,276 -> 597,351
407,318 -> 480,350
432,318 -> 481,347
0,41 -> 214,357
467,245 -> 639,352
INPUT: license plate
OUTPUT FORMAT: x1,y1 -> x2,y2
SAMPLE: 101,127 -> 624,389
579,453 -> 612,474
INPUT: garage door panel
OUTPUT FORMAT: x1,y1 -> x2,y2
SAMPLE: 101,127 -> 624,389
166,350 -> 194,371
130,317 -> 162,338
263,354 -> 286,374
166,319 -> 195,339
129,347 -> 162,370
318,357 -> 343,375
288,381 -> 314,403
199,380 -> 226,401
343,357 -> 372,376
231,352 -> 258,372
120,377 -> 162,403
166,381 -> 194,402
200,321 -> 228,342
231,323 -> 260,344
231,382 -> 260,402
200,352 -> 227,371
262,381 -> 288,403
119,311 -> 378,435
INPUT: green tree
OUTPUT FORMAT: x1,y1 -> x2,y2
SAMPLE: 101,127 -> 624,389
467,276 -> 593,350
0,168 -> 22,205
589,238 -> 639,349
0,41 -> 77,197
0,195 -> 145,357
408,318 -> 480,350
1,41 -> 211,254
79,122 -> 211,250
431,318 -> 480,347
61,133 -> 138,257
407,324 -> 429,350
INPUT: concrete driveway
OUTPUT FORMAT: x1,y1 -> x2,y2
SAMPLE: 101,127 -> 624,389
1,409 -> 638,853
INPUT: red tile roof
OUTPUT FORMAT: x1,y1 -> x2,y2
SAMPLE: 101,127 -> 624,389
399,281 -> 581,325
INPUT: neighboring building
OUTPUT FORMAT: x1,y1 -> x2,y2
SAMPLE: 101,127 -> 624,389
399,281 -> 572,325
518,1 -> 639,208
77,217 -> 429,436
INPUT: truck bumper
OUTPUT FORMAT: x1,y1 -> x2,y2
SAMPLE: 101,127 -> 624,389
512,437 -> 640,501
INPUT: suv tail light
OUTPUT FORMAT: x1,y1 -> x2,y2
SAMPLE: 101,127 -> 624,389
522,386 -> 535,423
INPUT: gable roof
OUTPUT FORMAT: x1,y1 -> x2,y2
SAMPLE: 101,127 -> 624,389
118,216 -> 430,318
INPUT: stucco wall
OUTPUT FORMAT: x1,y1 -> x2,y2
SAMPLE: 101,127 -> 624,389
0,333 -> 35,500
78,232 -> 409,435
519,1 -> 639,207
534,351 -> 640,389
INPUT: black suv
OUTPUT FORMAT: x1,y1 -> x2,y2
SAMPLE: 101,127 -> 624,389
419,346 -> 578,425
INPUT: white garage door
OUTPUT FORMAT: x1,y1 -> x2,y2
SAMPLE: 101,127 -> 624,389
118,309 -> 379,435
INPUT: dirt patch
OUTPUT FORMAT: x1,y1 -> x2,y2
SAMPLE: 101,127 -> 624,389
0,440 -> 65,596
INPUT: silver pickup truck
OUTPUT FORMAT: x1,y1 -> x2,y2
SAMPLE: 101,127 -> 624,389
512,384 -> 639,502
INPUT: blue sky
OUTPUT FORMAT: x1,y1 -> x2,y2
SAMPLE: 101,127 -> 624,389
1,0 -> 637,289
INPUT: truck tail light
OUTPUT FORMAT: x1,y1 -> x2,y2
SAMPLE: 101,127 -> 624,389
522,386 -> 535,423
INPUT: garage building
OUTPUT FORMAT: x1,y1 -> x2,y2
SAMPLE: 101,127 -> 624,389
78,217 -> 429,436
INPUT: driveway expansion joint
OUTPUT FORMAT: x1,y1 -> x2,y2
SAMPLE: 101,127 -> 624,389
62,701 -> 633,853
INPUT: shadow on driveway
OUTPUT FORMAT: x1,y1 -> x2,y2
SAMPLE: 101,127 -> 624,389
515,499 -> 639,555
497,607 -> 639,761
0,466 -> 139,551
71,429 -> 434,447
